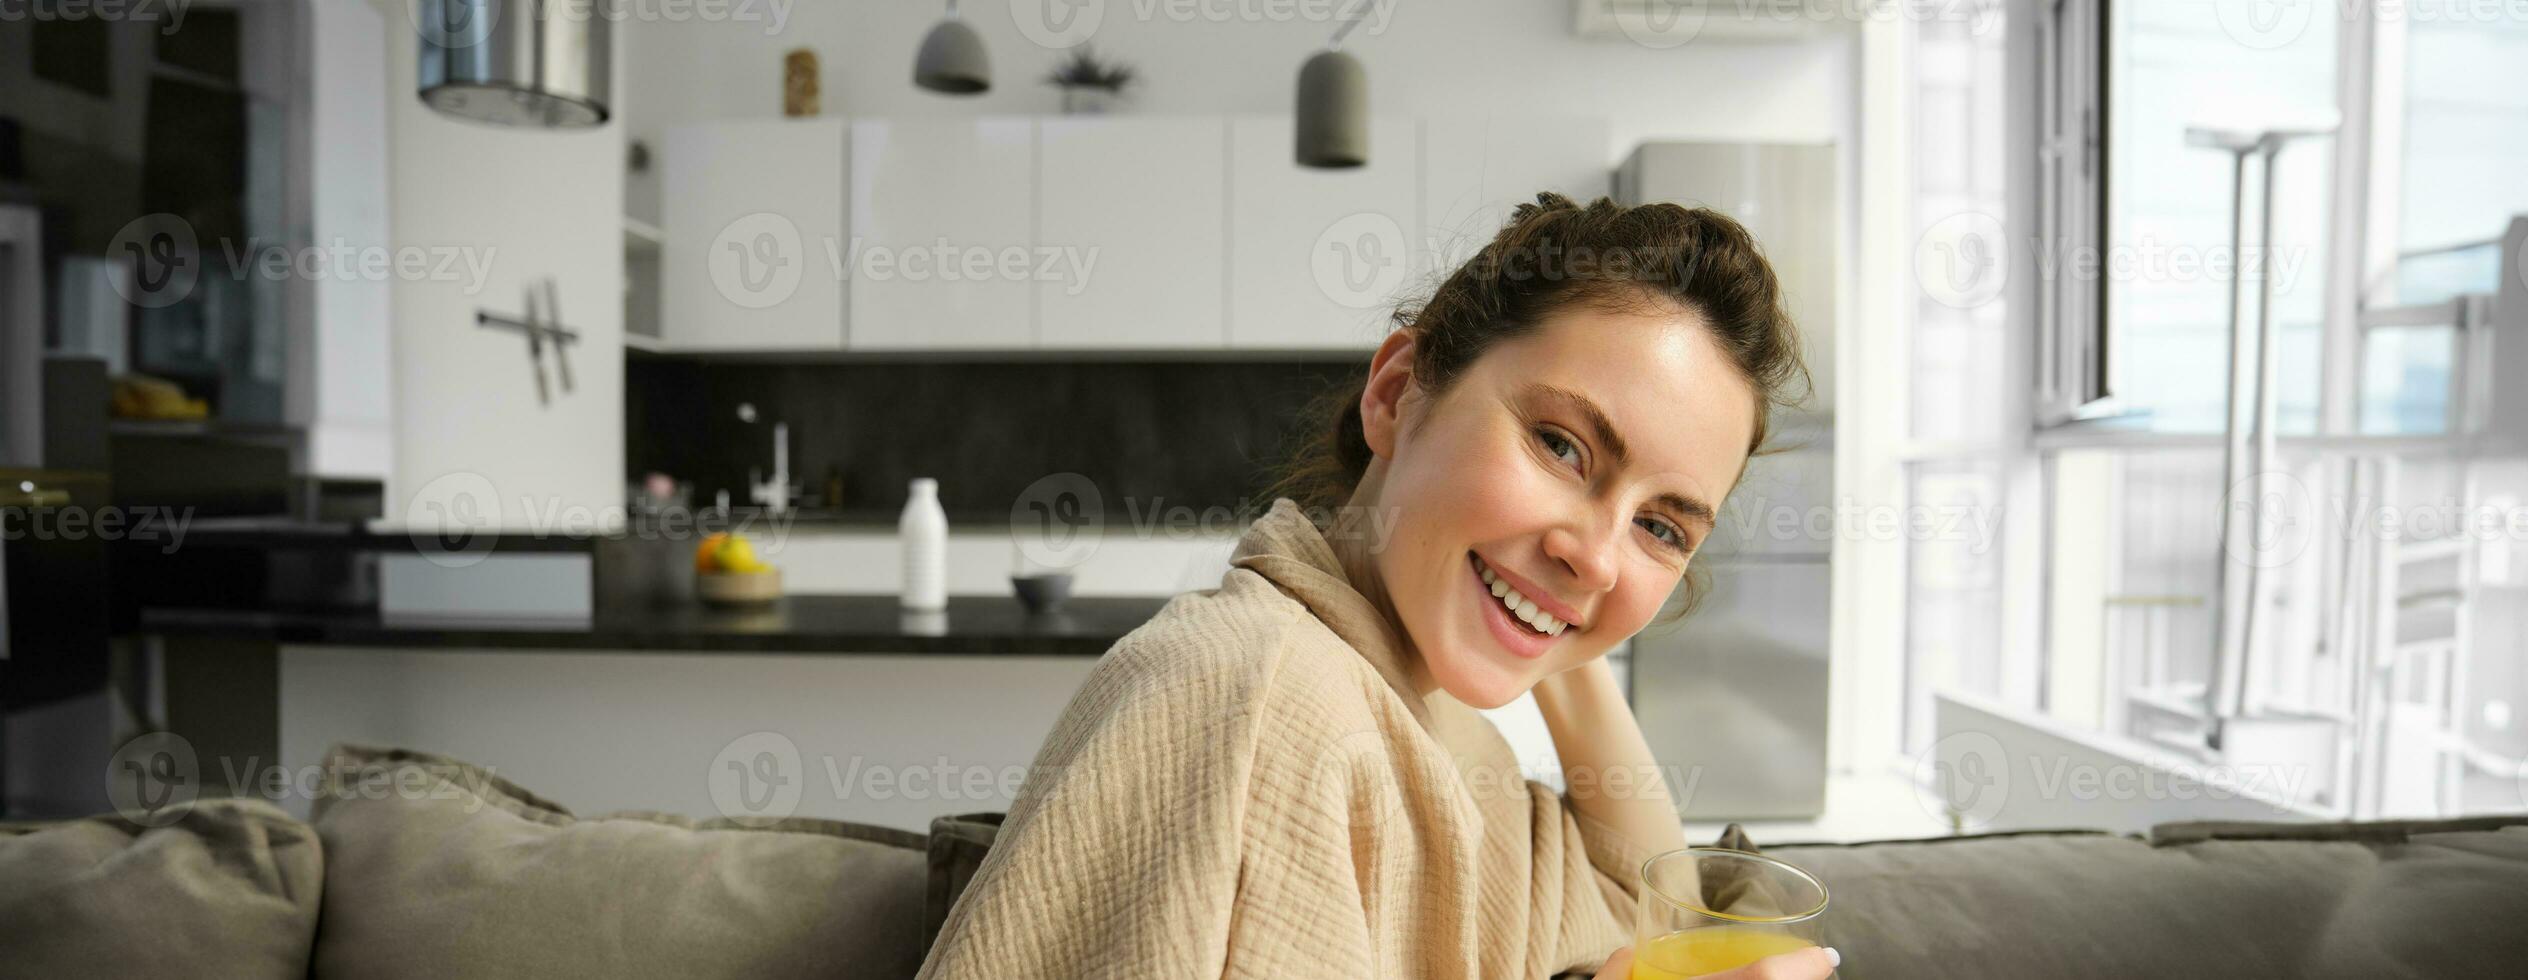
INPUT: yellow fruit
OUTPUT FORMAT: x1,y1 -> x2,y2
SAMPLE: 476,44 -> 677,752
695,532 -> 731,573
715,534 -> 769,574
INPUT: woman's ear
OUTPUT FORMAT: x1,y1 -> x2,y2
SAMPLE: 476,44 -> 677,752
1359,330 -> 1418,460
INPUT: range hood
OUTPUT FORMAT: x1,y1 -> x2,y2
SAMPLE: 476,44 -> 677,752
416,0 -> 612,129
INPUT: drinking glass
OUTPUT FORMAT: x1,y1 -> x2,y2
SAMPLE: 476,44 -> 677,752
1631,847 -> 1831,979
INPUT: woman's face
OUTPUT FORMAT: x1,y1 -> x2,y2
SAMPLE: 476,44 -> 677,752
1357,301 -> 1758,709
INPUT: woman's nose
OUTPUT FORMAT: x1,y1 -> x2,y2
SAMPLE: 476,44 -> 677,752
1541,518 -> 1620,594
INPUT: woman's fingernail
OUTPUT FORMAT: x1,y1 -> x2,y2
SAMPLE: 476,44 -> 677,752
1825,947 -> 1843,967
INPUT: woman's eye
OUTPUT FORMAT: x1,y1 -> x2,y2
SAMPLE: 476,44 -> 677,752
1637,516 -> 1688,551
1535,427 -> 1581,468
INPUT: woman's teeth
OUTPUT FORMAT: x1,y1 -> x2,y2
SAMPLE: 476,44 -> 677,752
1476,558 -> 1566,637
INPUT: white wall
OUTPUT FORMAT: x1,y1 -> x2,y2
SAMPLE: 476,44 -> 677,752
296,0 -> 395,478
621,2 -> 1852,222
383,12 -> 626,531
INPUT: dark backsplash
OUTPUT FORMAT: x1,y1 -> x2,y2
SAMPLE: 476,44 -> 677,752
626,358 -> 1368,523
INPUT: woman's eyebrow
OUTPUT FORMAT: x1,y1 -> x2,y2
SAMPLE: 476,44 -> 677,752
1523,383 -> 1632,463
1656,492 -> 1719,532
1521,383 -> 1718,530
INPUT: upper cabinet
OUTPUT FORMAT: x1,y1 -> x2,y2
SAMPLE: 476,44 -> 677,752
656,115 -> 1610,354
660,119 -> 847,351
1036,118 -> 1229,350
847,118 -> 1036,350
1226,117 -> 1419,350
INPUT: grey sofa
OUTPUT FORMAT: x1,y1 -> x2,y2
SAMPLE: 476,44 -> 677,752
4,744 -> 2522,979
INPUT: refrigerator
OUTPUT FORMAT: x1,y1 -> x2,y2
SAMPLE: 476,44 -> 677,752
1617,141 -> 1838,820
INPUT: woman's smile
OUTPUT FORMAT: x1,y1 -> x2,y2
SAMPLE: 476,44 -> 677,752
1469,552 -> 1572,660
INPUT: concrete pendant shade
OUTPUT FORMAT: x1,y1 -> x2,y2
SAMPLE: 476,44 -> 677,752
1295,49 -> 1367,168
915,17 -> 991,95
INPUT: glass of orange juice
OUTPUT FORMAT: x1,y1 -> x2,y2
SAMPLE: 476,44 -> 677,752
1631,848 -> 1830,980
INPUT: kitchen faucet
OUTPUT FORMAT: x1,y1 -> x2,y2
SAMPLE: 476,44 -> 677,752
736,403 -> 794,515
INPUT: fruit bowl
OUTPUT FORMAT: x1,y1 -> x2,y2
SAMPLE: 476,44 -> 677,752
696,569 -> 782,607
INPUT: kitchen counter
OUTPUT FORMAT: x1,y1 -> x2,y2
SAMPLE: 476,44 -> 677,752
139,594 -> 1174,656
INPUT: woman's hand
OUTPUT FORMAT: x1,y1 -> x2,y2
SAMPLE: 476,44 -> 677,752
1591,944 -> 1842,980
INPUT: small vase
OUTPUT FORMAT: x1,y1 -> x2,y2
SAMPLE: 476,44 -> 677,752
1060,88 -> 1117,115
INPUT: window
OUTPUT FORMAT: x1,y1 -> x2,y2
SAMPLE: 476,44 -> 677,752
1907,0 -> 2528,820
2036,0 -> 2107,422
2104,0 -> 2337,433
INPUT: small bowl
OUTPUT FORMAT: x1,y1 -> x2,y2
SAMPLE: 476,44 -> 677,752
697,569 -> 782,607
1011,572 -> 1074,614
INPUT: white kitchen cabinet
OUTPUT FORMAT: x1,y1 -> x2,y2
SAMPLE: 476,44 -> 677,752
848,119 -> 1036,349
1036,118 -> 1228,349
1226,117 -> 1420,351
1420,116 -> 1611,274
659,119 -> 847,351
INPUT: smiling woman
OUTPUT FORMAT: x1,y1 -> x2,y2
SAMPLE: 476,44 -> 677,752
1272,195 -> 1809,746
915,195 -> 1822,980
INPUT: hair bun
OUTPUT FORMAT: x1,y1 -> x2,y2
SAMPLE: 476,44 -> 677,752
1508,191 -> 1581,225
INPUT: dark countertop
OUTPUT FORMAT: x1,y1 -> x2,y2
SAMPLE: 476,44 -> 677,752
139,594 -> 1174,656
172,517 -> 597,554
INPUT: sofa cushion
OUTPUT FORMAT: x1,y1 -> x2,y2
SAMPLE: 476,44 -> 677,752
308,744 -> 931,980
0,797 -> 322,980
925,811 -> 1006,941
1768,816 -> 2528,979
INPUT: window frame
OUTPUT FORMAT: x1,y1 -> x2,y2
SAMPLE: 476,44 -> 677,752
2034,0 -> 2111,425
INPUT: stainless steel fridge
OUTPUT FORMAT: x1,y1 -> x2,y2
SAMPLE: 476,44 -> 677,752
1618,141 -> 1837,821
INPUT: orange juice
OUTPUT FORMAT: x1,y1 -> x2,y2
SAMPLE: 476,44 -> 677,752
1630,926 -> 1816,979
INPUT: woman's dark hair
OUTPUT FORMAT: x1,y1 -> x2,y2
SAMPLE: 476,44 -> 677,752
1273,192 -> 1811,616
